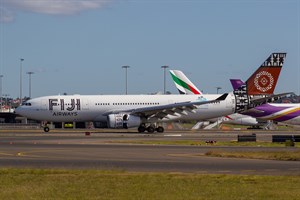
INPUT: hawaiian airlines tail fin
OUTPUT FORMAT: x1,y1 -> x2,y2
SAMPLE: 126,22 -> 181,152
169,70 -> 202,95
245,53 -> 286,95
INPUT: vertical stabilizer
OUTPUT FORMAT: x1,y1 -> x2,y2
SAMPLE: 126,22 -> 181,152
230,79 -> 245,91
246,53 -> 286,95
169,70 -> 202,95
233,52 -> 286,113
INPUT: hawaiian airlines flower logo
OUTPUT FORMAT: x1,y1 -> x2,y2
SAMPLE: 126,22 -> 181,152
254,71 -> 274,92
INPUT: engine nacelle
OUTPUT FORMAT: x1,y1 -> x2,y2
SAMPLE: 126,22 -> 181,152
107,114 -> 141,129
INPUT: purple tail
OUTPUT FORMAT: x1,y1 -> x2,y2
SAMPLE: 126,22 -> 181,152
230,79 -> 245,90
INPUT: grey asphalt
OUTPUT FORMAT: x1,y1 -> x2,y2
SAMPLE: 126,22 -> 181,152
0,130 -> 299,175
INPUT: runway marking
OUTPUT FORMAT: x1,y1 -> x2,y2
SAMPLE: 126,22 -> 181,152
0,149 -> 74,159
21,149 -> 77,159
164,134 -> 182,137
0,151 -> 43,158
0,152 -> 15,156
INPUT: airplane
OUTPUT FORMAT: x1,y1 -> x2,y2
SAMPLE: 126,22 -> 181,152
169,70 -> 261,128
230,79 -> 300,126
15,52 -> 287,133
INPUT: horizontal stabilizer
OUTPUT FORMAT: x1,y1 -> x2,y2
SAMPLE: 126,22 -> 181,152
250,92 -> 294,107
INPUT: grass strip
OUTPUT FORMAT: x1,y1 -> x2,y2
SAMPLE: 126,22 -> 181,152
205,150 -> 300,161
0,169 -> 300,200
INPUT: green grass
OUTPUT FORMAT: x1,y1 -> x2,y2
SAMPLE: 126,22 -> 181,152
205,150 -> 300,161
0,169 -> 300,200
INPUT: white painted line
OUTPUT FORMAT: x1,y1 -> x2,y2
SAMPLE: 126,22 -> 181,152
164,134 -> 182,137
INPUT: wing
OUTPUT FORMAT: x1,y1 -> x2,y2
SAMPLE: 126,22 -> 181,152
105,93 -> 228,120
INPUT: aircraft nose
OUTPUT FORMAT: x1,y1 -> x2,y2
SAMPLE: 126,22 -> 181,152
15,106 -> 23,115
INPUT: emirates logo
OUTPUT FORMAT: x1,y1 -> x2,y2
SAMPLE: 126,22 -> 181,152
254,71 -> 274,92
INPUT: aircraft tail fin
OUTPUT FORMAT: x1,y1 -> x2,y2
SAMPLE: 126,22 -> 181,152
169,70 -> 202,95
245,53 -> 286,95
230,79 -> 245,91
233,52 -> 287,113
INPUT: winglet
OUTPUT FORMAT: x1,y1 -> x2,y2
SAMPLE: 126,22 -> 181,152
216,93 -> 228,101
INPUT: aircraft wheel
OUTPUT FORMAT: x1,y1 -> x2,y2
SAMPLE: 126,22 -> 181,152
156,126 -> 164,133
138,126 -> 146,133
147,126 -> 155,133
43,127 -> 50,132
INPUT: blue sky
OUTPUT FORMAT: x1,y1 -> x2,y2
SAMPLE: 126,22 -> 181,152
0,0 -> 299,98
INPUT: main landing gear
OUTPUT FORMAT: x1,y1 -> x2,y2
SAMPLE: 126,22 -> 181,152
138,124 -> 164,133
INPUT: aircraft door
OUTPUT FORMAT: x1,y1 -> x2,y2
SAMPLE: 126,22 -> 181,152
81,99 -> 89,110
41,99 -> 48,111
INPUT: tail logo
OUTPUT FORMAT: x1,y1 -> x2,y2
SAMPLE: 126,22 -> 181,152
246,52 -> 286,95
254,71 -> 274,92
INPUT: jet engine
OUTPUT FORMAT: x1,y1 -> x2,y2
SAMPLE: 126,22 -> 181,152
107,114 -> 141,129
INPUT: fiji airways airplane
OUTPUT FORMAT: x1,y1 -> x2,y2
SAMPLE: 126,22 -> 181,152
230,79 -> 300,126
169,70 -> 261,128
16,53 -> 287,133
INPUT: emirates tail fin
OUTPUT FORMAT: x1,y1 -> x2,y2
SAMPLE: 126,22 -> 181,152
169,70 -> 202,95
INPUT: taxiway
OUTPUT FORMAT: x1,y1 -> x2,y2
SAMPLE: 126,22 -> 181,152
0,130 -> 299,175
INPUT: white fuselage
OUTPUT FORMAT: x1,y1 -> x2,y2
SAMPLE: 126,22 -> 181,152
16,93 -> 236,124
209,113 -> 259,126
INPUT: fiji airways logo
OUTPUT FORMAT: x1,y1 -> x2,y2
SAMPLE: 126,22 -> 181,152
254,71 -> 274,92
49,99 -> 81,117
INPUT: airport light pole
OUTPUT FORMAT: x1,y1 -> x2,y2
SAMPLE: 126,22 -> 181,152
20,58 -> 24,105
161,65 -> 169,94
216,86 -> 222,94
122,66 -> 130,95
0,75 -> 3,110
27,72 -> 34,99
